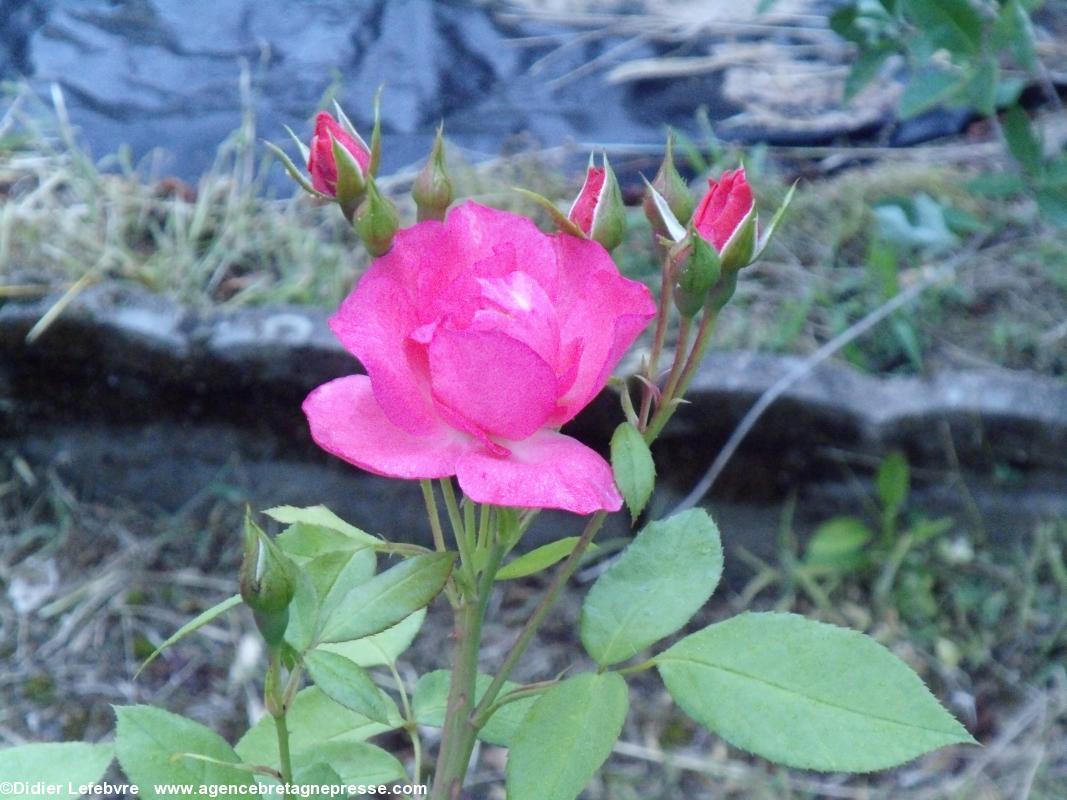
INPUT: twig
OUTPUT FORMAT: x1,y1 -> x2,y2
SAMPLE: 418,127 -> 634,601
670,237 -> 989,515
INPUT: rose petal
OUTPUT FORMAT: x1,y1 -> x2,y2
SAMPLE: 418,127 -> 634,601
693,169 -> 754,252
330,268 -> 440,435
303,375 -> 471,479
550,235 -> 657,424
456,429 -> 622,514
447,202 -> 560,299
428,328 -> 558,440
472,271 -> 560,369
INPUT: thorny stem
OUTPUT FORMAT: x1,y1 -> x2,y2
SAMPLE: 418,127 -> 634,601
638,253 -> 674,430
421,480 -> 458,606
267,653 -> 294,797
470,511 -> 607,728
387,660 -> 423,784
421,479 -> 448,554
645,306 -> 719,442
429,530 -> 507,800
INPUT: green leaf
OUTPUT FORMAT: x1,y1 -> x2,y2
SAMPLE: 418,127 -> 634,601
0,743 -> 113,798
284,567 -> 319,653
413,670 -> 538,747
506,673 -> 629,800
805,517 -> 874,571
265,505 -> 380,547
293,762 -> 345,791
610,422 -> 656,521
304,649 -> 400,725
581,508 -> 723,666
908,516 -> 955,543
902,0 -> 982,55
891,317 -> 924,372
996,0 -> 1038,71
844,47 -> 893,103
876,451 -> 910,513
115,706 -> 254,799
1036,186 -> 1067,227
291,742 -> 405,786
135,594 -> 241,677
319,609 -> 426,667
963,58 -> 999,117
306,548 -> 377,615
1003,104 -> 1044,174
496,537 -> 598,581
235,687 -> 397,769
320,553 -> 453,644
276,525 -> 369,560
657,612 -> 975,772
899,67 -> 966,119
967,170 -> 1026,197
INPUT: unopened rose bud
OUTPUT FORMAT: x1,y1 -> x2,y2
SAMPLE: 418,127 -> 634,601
693,168 -> 757,272
568,154 -> 626,252
240,513 -> 296,649
672,233 -> 721,318
643,135 -> 694,239
356,178 -> 400,257
413,125 -> 454,222
307,112 -> 372,203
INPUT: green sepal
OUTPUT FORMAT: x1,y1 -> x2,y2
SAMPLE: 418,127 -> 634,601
589,154 -> 626,251
673,231 -> 722,317
263,140 -> 330,199
331,132 -> 368,213
355,178 -> 400,257
514,187 -> 586,238
642,176 -> 688,243
643,133 -> 694,237
753,180 -> 797,261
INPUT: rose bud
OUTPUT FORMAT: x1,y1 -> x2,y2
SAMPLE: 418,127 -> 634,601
356,177 -> 400,257
568,154 -> 626,252
412,124 -> 454,222
308,111 -> 372,204
693,168 -> 757,272
239,512 -> 296,649
643,135 -> 694,241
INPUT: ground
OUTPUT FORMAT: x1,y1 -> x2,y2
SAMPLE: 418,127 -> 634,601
1,459 -> 1064,799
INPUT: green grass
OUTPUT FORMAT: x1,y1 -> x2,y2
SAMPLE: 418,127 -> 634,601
2,85 -> 1065,377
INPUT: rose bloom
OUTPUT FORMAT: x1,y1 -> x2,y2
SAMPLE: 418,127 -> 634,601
304,202 -> 656,514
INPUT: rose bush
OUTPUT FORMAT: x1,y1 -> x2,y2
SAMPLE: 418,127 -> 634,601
304,201 -> 656,514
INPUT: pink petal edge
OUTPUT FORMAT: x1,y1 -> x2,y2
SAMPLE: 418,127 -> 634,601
303,375 -> 472,480
456,429 -> 622,515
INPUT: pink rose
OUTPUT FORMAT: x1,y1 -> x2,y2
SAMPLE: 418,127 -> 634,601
303,202 -> 657,514
692,168 -> 755,252
307,112 -> 371,196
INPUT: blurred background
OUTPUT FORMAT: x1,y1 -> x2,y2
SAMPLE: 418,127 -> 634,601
1,1 -> 1066,797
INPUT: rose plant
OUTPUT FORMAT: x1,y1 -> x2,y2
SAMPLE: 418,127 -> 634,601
0,102 -> 975,799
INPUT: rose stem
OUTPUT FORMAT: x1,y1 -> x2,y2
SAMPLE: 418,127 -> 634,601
430,532 -> 506,800
470,510 -> 607,728
638,251 -> 674,430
